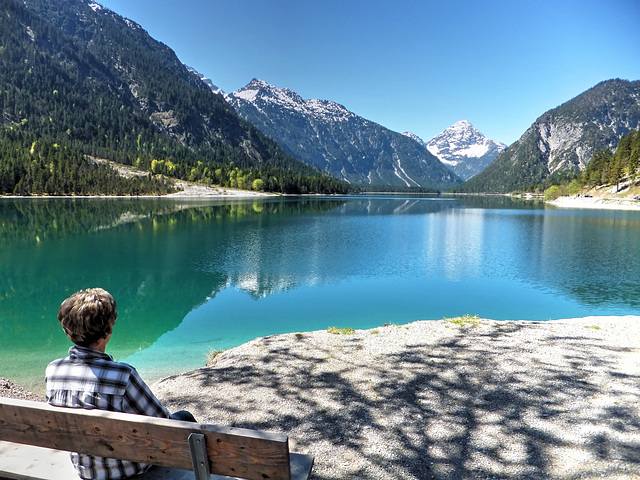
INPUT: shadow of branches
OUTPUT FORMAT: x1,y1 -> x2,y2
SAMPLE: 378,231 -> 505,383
154,319 -> 640,479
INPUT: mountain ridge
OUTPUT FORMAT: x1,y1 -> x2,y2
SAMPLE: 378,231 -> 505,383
457,79 -> 640,193
218,78 -> 462,190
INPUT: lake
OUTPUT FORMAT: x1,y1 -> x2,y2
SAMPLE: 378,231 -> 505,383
2,195 -> 639,393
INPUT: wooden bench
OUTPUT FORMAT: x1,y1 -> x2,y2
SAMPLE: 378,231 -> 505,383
0,398 -> 313,480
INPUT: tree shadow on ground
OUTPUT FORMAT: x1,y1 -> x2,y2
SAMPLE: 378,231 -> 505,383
156,321 -> 640,479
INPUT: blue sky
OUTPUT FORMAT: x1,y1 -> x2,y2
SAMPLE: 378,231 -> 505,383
97,0 -> 640,145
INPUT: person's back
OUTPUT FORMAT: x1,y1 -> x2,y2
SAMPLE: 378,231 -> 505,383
45,288 -> 177,480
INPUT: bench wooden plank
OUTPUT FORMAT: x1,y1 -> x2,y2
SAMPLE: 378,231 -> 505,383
0,398 -> 312,480
0,442 -> 314,480
0,441 -> 77,480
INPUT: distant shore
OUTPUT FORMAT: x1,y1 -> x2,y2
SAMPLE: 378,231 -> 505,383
5,169 -> 640,210
549,194 -> 640,210
104,158 -> 278,199
0,181 -> 276,200
545,180 -> 640,211
166,180 -> 277,198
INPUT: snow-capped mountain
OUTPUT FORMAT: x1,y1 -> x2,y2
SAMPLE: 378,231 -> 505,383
217,79 -> 462,190
405,121 -> 506,181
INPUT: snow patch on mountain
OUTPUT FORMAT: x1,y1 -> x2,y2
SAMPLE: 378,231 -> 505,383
123,19 -> 142,30
234,87 -> 259,103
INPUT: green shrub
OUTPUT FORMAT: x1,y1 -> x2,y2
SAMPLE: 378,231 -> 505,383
544,185 -> 562,201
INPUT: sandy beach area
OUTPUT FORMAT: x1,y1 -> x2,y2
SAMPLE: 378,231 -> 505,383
2,316 -> 640,479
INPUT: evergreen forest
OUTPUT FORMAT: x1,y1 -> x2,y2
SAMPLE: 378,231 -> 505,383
0,129 -> 174,195
542,129 -> 640,199
0,0 -> 350,196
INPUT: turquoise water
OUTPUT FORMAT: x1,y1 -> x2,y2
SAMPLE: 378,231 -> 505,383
1,196 -> 639,392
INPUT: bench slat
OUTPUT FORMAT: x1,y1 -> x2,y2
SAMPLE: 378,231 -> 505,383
0,398 -> 298,480
0,442 -> 314,480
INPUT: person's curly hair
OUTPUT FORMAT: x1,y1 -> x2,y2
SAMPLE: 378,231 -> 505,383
58,288 -> 117,347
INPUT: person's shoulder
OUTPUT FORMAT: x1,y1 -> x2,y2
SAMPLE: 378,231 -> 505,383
107,358 -> 137,375
87,358 -> 137,390
45,356 -> 70,371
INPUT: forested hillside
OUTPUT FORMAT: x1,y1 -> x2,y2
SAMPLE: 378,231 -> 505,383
454,79 -> 640,193
0,0 -> 349,195
582,129 -> 640,189
0,129 -> 174,195
539,129 -> 640,200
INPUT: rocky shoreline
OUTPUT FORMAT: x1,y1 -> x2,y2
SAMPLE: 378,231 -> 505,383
3,316 -> 640,479
0,377 -> 44,402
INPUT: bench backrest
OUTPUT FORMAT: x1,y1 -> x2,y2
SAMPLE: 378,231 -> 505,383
0,397 -> 292,480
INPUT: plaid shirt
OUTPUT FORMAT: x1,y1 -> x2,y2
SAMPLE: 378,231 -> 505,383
45,346 -> 171,480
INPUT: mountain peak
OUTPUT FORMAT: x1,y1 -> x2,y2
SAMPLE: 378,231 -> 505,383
401,131 -> 427,148
425,121 -> 506,181
245,78 -> 272,90
451,120 -> 473,129
228,80 -> 355,122
232,79 -> 305,107
438,120 -> 487,142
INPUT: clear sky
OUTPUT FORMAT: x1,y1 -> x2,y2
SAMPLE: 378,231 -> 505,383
97,0 -> 640,146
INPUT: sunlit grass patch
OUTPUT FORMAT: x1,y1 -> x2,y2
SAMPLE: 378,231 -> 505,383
444,314 -> 482,327
327,327 -> 356,335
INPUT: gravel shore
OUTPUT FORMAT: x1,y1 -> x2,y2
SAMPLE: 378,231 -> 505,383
549,196 -> 640,211
0,377 -> 44,402
153,316 -> 640,480
3,316 -> 639,479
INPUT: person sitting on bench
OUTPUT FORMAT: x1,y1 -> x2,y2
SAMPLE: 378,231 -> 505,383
46,287 -> 195,480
